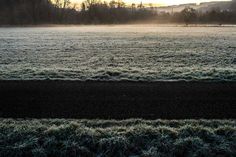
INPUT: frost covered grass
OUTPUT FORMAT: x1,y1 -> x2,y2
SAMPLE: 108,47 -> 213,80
0,25 -> 236,81
0,119 -> 235,157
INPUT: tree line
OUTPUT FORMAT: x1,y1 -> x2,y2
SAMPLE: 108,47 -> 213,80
157,9 -> 236,25
0,0 -> 235,25
0,0 -> 78,24
157,3 -> 236,25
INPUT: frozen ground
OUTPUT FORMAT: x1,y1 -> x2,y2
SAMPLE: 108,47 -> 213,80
0,119 -> 235,157
0,25 -> 236,81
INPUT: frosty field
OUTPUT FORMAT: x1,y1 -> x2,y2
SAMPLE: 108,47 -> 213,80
0,25 -> 236,81
0,119 -> 235,157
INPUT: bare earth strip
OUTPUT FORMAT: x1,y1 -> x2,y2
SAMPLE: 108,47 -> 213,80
0,80 -> 235,119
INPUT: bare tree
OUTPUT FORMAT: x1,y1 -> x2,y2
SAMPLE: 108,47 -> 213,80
180,7 -> 197,25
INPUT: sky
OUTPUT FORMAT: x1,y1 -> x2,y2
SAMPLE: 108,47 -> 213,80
72,0 -> 231,6
125,0 -> 230,5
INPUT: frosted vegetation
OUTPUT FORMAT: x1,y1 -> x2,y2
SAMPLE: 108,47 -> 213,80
0,119 -> 235,157
0,25 -> 236,81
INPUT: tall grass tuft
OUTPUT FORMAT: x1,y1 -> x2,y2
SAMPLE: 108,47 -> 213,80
0,119 -> 235,157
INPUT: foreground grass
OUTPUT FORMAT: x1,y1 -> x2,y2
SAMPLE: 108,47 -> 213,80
0,119 -> 235,157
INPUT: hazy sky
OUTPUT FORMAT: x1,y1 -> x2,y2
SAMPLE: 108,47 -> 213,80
72,0 -> 231,5
134,0 -> 230,5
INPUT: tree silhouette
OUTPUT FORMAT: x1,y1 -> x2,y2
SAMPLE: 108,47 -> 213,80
180,7 -> 197,25
231,0 -> 236,12
0,0 -> 235,25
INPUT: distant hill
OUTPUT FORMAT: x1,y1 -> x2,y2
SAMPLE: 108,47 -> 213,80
150,1 -> 232,13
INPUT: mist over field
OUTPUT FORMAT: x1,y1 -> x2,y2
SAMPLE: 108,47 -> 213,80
0,25 -> 236,81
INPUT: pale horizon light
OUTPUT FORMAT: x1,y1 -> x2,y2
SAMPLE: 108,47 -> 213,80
72,0 -> 231,6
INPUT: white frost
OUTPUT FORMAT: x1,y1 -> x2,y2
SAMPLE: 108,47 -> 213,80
0,25 -> 235,81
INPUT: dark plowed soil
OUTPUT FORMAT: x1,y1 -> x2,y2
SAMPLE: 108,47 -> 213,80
0,80 -> 235,119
